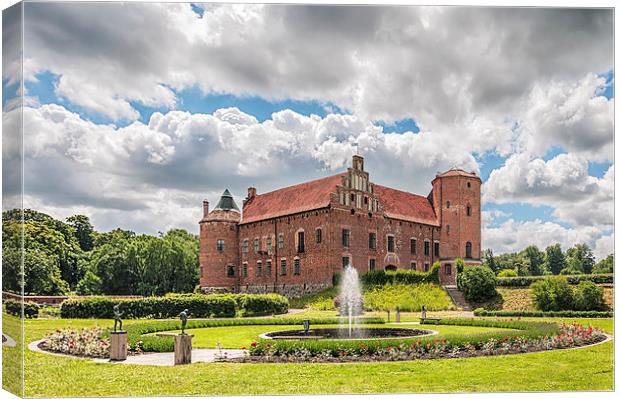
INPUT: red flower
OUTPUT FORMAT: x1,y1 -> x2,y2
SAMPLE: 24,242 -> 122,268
251,341 -> 257,347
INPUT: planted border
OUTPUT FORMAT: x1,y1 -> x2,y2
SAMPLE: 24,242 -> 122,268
473,309 -> 614,318
497,274 -> 613,287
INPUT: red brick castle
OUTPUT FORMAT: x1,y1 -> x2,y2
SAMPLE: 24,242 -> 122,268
199,155 -> 481,297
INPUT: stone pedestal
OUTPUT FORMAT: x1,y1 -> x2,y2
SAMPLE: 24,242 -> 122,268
174,334 -> 193,365
110,331 -> 127,361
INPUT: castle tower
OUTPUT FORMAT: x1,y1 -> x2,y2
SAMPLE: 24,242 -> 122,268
199,189 -> 241,293
430,170 -> 482,284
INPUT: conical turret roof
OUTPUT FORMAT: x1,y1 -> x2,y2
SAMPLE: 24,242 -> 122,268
213,189 -> 240,212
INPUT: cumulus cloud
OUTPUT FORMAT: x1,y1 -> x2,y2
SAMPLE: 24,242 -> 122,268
483,218 -> 613,260
484,153 -> 613,228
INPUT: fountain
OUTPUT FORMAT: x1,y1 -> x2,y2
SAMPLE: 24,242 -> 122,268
261,265 -> 434,341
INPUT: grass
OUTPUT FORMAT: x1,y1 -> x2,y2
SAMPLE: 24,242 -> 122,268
2,311 -> 613,396
161,323 -> 521,349
477,286 -> 614,311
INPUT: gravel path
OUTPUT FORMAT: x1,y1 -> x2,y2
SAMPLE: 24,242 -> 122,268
2,334 -> 16,347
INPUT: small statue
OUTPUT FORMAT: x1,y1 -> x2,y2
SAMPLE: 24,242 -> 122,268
180,309 -> 189,334
113,304 -> 123,332
303,319 -> 310,334
421,305 -> 427,321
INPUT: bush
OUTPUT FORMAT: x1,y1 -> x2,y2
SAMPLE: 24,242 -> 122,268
60,293 -> 288,319
4,299 -> 39,318
497,269 -> 517,278
497,274 -> 612,287
458,266 -> 497,302
361,266 -> 440,286
559,268 -> 581,275
574,281 -> 605,311
473,308 -> 613,318
531,276 -> 574,311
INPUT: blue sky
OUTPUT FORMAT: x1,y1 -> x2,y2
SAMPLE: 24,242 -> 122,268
4,4 -> 613,257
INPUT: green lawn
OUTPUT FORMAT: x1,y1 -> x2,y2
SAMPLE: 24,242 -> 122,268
162,323 -> 520,349
1,312 -> 614,396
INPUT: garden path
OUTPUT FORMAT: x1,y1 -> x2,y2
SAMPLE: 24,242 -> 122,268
2,333 -> 16,347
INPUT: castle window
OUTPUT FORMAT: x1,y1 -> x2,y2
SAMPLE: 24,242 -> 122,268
445,264 -> 452,275
342,256 -> 350,269
266,260 -> 272,276
342,229 -> 350,247
446,201 -> 451,209
424,262 -> 430,272
424,240 -> 430,256
350,193 -> 355,203
297,231 -> 305,253
316,228 -> 322,244
467,182 -> 471,188
256,261 -> 262,277
280,259 -> 287,275
410,238 -> 417,255
434,242 -> 440,257
242,239 -> 249,253
466,242 -> 472,258
294,258 -> 301,275
253,238 -> 259,253
227,265 -> 235,277
411,261 -> 417,270
466,205 -> 472,216
369,232 -> 377,250
364,196 -> 368,205
369,258 -> 376,271
277,234 -> 284,249
446,225 -> 450,234
217,239 -> 225,252
266,237 -> 272,253
242,263 -> 248,278
387,235 -> 395,253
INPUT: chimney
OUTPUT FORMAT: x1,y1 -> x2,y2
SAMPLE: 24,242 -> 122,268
202,200 -> 209,218
352,155 -> 364,171
247,187 -> 256,199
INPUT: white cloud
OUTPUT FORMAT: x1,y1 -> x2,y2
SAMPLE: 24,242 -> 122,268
483,218 -> 612,260
484,153 -> 613,228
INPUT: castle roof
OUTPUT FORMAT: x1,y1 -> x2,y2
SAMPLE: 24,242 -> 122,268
214,189 -> 240,212
436,169 -> 479,179
241,173 -> 346,224
240,172 -> 439,226
373,185 -> 439,225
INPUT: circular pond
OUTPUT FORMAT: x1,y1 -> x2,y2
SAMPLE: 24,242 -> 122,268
260,327 -> 435,340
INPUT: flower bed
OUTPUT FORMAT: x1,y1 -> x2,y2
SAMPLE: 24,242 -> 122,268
39,328 -> 112,358
243,321 -> 606,363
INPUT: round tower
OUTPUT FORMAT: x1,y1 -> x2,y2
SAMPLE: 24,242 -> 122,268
199,189 -> 240,293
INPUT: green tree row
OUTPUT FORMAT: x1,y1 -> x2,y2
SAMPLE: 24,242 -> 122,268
2,209 -> 199,296
482,243 -> 613,277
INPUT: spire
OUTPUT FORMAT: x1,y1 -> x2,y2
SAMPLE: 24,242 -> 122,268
214,189 -> 240,212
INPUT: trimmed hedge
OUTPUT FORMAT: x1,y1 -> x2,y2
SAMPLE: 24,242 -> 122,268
361,263 -> 440,286
60,293 -> 288,319
473,308 -> 614,318
497,274 -> 613,287
4,299 -> 39,318
458,266 -> 497,302
124,316 -> 385,352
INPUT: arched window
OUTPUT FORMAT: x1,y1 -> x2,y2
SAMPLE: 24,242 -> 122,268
446,201 -> 451,209
466,205 -> 472,216
465,242 -> 472,258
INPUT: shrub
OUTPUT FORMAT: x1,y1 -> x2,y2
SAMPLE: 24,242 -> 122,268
531,276 -> 574,311
458,266 -> 497,302
473,308 -> 613,318
559,268 -> 581,275
574,281 -> 605,311
60,293 -> 288,319
497,274 -> 612,287
497,269 -> 517,278
361,267 -> 440,286
4,299 -> 39,318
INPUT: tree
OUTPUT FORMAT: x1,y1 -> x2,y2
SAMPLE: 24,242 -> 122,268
2,247 -> 69,295
566,244 -> 595,274
67,215 -> 95,251
457,266 -> 497,302
593,254 -> 614,274
513,255 -> 531,276
75,271 -> 103,295
522,245 -> 545,276
545,244 -> 566,275
482,249 -> 498,272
